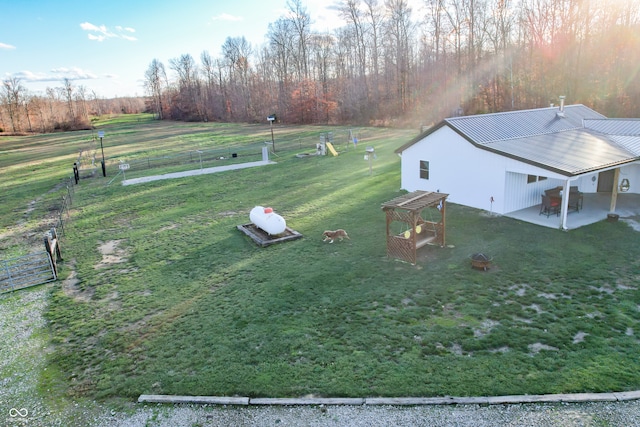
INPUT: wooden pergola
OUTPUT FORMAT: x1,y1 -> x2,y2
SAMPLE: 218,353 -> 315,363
381,190 -> 448,264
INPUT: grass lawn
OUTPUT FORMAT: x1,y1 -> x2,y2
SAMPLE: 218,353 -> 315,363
2,115 -> 640,403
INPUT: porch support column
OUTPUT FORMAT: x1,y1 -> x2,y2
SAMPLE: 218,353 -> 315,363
559,180 -> 571,230
610,168 -> 620,212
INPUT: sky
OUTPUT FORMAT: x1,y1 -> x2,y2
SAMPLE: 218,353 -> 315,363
0,0 -> 347,99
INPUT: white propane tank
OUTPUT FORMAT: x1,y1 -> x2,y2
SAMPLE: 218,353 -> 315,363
250,206 -> 286,235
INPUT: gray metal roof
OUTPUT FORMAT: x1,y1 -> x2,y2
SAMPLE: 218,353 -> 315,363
444,105 -> 605,143
584,118 -> 640,136
609,135 -> 640,156
485,129 -> 637,175
397,104 -> 639,176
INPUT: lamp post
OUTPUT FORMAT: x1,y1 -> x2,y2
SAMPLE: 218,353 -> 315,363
267,114 -> 276,153
98,130 -> 106,177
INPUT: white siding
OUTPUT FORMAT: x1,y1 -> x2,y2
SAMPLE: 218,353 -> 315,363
401,127 -> 508,213
400,126 -> 571,214
618,163 -> 640,194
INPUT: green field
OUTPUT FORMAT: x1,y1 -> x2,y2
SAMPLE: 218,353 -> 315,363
2,115 -> 640,404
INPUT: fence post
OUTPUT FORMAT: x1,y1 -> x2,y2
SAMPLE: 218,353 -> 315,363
1,259 -> 14,291
67,183 -> 73,204
73,163 -> 79,184
44,227 -> 62,278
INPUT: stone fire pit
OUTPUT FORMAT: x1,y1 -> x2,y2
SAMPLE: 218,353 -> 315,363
470,253 -> 492,271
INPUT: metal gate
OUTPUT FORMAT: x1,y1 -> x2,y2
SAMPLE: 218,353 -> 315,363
0,252 -> 57,293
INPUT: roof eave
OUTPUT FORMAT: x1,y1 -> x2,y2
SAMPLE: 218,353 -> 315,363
395,121 -> 447,154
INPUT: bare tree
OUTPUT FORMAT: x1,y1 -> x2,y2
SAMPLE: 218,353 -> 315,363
309,33 -> 336,123
364,0 -> 383,104
200,50 -> 217,120
144,58 -> 167,119
268,17 -> 296,119
384,0 -> 414,113
339,0 -> 369,100
287,0 -> 313,81
222,36 -> 254,120
75,85 -> 90,125
60,78 -> 76,125
169,54 -> 202,120
1,77 -> 25,132
23,94 -> 33,132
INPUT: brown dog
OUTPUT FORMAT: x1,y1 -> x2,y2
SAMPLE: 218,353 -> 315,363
322,229 -> 350,243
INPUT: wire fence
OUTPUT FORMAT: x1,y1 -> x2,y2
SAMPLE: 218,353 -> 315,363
0,177 -> 74,292
53,177 -> 75,237
101,128 -> 365,179
108,143 -> 265,177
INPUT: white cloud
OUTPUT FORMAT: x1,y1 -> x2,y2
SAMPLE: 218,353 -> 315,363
50,67 -> 98,80
12,67 -> 98,82
211,13 -> 243,22
80,22 -> 107,32
88,34 -> 107,42
80,22 -> 137,42
12,70 -> 50,81
0,42 -> 17,50
115,26 -> 136,33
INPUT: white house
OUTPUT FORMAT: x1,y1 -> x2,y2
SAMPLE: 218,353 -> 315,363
396,102 -> 640,230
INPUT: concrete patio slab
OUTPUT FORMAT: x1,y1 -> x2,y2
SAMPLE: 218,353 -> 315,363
504,193 -> 640,230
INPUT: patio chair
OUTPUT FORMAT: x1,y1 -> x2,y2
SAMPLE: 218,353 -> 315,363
540,194 -> 560,217
545,186 -> 563,198
568,189 -> 583,212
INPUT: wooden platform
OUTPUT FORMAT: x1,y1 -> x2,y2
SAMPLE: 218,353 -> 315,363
237,223 -> 303,247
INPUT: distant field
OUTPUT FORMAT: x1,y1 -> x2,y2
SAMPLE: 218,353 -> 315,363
2,116 -> 639,403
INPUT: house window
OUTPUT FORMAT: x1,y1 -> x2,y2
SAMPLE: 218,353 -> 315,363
420,160 -> 429,179
527,175 -> 547,184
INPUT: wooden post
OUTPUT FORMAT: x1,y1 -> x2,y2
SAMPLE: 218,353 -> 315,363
440,199 -> 446,247
610,168 -> 620,212
559,180 -> 570,230
43,228 -> 62,278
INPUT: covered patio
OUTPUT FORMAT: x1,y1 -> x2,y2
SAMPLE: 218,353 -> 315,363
505,193 -> 640,230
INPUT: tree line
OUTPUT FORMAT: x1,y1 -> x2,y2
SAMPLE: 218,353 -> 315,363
145,0 -> 640,127
0,77 -> 144,134
3,0 -> 638,134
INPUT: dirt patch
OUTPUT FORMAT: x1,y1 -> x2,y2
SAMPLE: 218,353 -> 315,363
155,224 -> 179,233
101,291 -> 122,312
537,292 -> 557,299
449,343 -> 466,356
589,285 -> 615,295
473,319 -> 500,338
95,240 -> 128,269
573,332 -> 588,344
525,303 -> 544,314
62,269 -> 94,302
528,342 -> 559,355
509,284 -> 530,297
